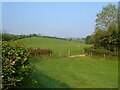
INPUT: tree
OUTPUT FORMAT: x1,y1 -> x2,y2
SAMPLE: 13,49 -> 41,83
85,35 -> 94,44
94,3 -> 118,51
95,3 -> 118,31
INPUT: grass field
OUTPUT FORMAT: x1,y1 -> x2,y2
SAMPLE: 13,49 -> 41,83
20,37 -> 118,88
20,37 -> 91,57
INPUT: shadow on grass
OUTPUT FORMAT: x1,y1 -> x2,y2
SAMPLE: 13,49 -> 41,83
22,68 -> 70,88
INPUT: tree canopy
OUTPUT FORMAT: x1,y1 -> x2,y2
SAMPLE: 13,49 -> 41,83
94,3 -> 118,51
95,3 -> 118,31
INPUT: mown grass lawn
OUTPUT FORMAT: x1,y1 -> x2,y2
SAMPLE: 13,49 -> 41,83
24,57 -> 118,88
20,37 -> 118,88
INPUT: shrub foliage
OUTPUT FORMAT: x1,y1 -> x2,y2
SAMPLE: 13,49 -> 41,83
2,41 -> 31,89
84,47 -> 118,56
2,34 -> 18,41
29,48 -> 52,58
84,4 -> 118,57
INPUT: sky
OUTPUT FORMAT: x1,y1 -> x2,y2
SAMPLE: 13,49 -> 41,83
2,2 -> 118,38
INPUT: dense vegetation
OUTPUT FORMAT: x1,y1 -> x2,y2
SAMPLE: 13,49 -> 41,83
1,33 -> 69,41
29,48 -> 52,58
84,46 -> 118,56
84,4 -> 118,56
2,41 -> 31,89
1,34 -> 18,41
85,35 -> 94,44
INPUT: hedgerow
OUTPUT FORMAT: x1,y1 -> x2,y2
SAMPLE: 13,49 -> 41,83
2,34 -> 18,41
2,41 -> 31,89
29,48 -> 52,58
84,47 -> 118,56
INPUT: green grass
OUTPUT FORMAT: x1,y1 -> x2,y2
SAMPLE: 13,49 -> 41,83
20,37 -> 91,57
24,57 -> 118,88
20,37 -> 118,88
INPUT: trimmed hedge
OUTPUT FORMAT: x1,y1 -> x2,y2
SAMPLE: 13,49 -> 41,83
29,48 -> 52,58
84,47 -> 118,56
2,41 -> 31,89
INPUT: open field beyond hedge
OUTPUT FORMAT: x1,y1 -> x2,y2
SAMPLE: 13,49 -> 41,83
20,37 -> 91,57
20,37 -> 118,88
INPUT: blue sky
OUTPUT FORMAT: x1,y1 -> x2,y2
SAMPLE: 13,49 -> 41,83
2,2 -> 117,38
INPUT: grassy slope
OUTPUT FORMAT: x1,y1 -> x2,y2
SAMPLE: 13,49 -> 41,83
20,37 -> 118,88
20,37 -> 91,57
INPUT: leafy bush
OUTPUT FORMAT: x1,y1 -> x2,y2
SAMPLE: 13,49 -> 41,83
2,34 -> 18,41
2,41 -> 31,89
84,47 -> 117,56
29,48 -> 52,58
85,35 -> 94,44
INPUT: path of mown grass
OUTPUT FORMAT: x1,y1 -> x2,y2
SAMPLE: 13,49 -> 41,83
23,57 -> 118,88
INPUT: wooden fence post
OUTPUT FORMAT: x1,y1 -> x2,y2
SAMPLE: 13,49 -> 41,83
90,52 -> 92,56
50,52 -> 51,57
104,54 -> 106,59
83,49 -> 84,54
68,50 -> 71,56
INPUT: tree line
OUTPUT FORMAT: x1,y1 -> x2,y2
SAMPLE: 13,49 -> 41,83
1,33 -> 69,41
